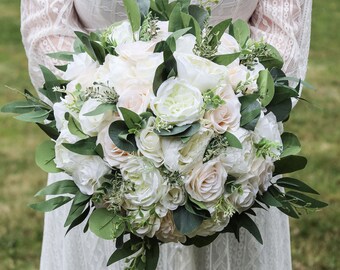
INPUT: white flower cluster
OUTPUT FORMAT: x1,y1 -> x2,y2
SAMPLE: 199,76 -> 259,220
52,20 -> 283,241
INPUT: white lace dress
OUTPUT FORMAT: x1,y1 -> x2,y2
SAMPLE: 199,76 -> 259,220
21,1 -> 312,269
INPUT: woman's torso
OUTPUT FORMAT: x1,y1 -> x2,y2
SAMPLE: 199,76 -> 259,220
74,0 -> 259,30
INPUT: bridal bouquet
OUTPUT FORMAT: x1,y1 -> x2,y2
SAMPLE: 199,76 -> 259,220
1,0 -> 326,269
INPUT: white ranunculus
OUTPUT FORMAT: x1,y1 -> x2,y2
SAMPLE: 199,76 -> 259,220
219,129 -> 256,176
151,77 -> 203,126
185,159 -> 227,202
218,33 -> 241,54
162,128 -> 214,173
175,34 -> 196,54
129,208 -> 161,238
135,117 -> 164,167
78,98 -> 113,136
251,157 -> 275,194
96,123 -> 130,168
204,83 -> 241,133
156,212 -> 186,243
121,157 -> 166,207
63,53 -> 99,81
160,183 -> 186,211
107,20 -> 134,46
72,155 -> 111,195
175,52 -> 228,92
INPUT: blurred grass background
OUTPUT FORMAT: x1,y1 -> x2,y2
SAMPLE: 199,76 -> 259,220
0,0 -> 339,269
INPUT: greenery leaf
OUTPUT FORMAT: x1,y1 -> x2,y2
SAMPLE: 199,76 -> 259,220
211,53 -> 240,66
258,44 -> 283,69
68,115 -> 88,139
107,240 -> 137,266
257,69 -> 275,107
83,103 -> 117,116
14,109 -> 50,123
119,107 -> 143,130
274,155 -> 307,174
35,140 -> 61,173
154,124 -> 191,136
229,20 -> 250,47
145,238 -> 160,270
89,208 -> 125,240
239,94 -> 261,129
109,120 -> 138,152
266,98 -> 292,122
238,214 -> 263,244
37,121 -> 60,140
210,19 -> 232,40
29,196 -> 72,212
188,5 -> 209,29
65,205 -> 91,235
62,137 -> 98,156
225,131 -> 242,149
276,177 -> 319,195
35,180 -> 78,196
47,51 -> 74,62
0,100 -> 36,114
281,132 -> 301,158
123,0 -> 142,33
285,191 -> 328,208
173,206 -> 203,235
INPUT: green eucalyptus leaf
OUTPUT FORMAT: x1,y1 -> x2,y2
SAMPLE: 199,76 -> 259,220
266,98 -> 292,122
137,0 -> 151,18
225,131 -> 242,149
257,69 -> 275,107
107,240 -> 136,266
238,214 -> 263,244
35,180 -> 78,196
285,191 -> 328,209
278,202 -> 300,219
183,233 -> 219,248
64,201 -> 88,227
276,177 -> 319,195
74,31 -> 97,61
62,137 -> 98,156
145,238 -> 160,270
274,155 -> 307,175
119,107 -> 143,130
210,19 -> 232,40
29,196 -> 72,212
168,3 -> 184,32
188,5 -> 209,29
281,132 -> 301,158
239,94 -> 261,129
109,120 -> 138,152
73,191 -> 92,205
37,122 -> 60,140
0,100 -> 36,114
65,205 -> 91,235
173,206 -> 203,235
47,51 -> 75,62
211,53 -> 240,66
68,116 -> 88,139
229,19 -> 250,47
258,44 -> 283,69
154,124 -> 191,136
83,103 -> 117,116
35,140 -> 61,173
89,209 -> 125,240
258,191 -> 282,207
15,109 -> 50,123
123,0 -> 142,33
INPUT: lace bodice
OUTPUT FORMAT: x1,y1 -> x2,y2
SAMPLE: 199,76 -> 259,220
20,1 -> 312,270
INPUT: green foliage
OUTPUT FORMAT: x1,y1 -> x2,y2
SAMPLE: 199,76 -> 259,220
35,180 -> 78,196
62,137 -> 98,156
257,69 -> 275,107
229,20 -> 250,48
239,94 -> 261,130
173,206 -> 204,234
35,140 -> 61,173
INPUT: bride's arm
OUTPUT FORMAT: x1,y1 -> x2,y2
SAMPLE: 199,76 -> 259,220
21,0 -> 82,89
249,0 -> 312,83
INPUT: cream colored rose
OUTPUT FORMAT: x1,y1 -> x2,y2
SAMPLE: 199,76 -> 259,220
175,52 -> 227,92
117,87 -> 150,115
185,159 -> 227,202
121,157 -> 166,207
160,183 -> 186,211
251,157 -> 275,194
156,212 -> 186,243
204,83 -> 241,134
106,20 -> 134,46
227,179 -> 258,212
175,34 -> 196,54
151,77 -> 204,126
162,128 -> 214,173
96,123 -> 130,168
135,117 -> 164,167
226,64 -> 248,91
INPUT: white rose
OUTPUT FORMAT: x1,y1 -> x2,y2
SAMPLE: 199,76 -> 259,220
121,157 -> 166,207
251,157 -> 275,194
226,64 -> 248,91
135,117 -> 164,167
162,128 -> 214,173
117,88 -> 150,115
72,155 -> 111,195
129,208 -> 161,238
96,123 -> 130,168
218,33 -> 241,54
78,98 -> 113,136
189,215 -> 229,237
175,52 -> 227,92
115,41 -> 156,62
151,77 -> 203,126
219,129 -> 256,176
185,159 -> 227,202
204,83 -> 241,133
63,53 -> 99,81
160,183 -> 186,211
107,20 -> 134,46
156,212 -> 186,243
227,177 -> 258,212
53,101 -> 69,131
175,34 -> 196,54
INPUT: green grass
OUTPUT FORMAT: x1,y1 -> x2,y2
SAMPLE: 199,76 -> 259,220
0,1 -> 339,269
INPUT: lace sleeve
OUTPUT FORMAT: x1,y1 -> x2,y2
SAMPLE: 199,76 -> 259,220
21,0 -> 82,89
250,0 -> 312,80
